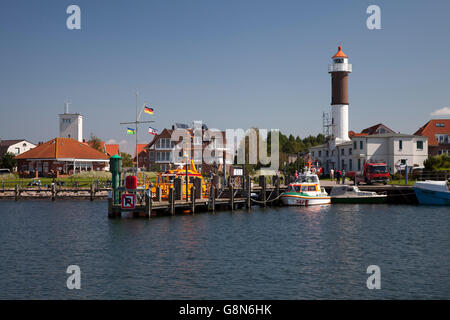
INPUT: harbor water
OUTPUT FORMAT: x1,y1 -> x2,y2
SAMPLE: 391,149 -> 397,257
0,201 -> 449,299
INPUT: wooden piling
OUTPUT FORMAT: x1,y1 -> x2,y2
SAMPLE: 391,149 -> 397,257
156,186 -> 161,202
210,185 -> 216,213
229,184 -> 234,211
169,187 -> 175,215
246,175 -> 251,210
14,184 -> 19,201
261,176 -> 267,207
145,189 -> 152,218
90,182 -> 95,201
191,186 -> 196,214
51,183 -> 56,201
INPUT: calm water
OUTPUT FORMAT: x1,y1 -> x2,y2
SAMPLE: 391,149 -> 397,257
0,200 -> 449,299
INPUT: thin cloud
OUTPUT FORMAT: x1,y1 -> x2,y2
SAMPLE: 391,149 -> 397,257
431,106 -> 450,116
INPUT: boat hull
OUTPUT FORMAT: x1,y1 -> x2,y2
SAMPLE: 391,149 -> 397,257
331,196 -> 386,204
281,194 -> 331,206
414,188 -> 450,205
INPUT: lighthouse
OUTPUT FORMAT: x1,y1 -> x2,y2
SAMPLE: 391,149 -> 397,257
329,46 -> 352,143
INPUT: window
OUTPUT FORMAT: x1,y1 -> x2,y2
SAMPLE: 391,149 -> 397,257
15,147 -> 20,155
360,141 -> 363,149
341,159 -> 345,170
353,141 -> 357,149
326,150 -> 329,157
358,159 -> 361,171
318,151 -> 322,157
436,123 -> 445,127
312,152 -> 314,157
334,58 -> 344,63
349,148 -> 352,155
349,159 -> 353,171
341,149 -> 344,156
417,140 -> 423,150
399,140 -> 403,150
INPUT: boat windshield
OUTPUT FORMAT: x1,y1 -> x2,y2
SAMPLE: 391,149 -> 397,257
295,175 -> 319,183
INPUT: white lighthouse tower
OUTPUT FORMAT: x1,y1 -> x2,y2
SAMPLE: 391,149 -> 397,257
328,46 -> 352,144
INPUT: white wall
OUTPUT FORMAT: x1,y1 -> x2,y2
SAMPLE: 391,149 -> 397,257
6,141 -> 36,155
59,114 -> 83,142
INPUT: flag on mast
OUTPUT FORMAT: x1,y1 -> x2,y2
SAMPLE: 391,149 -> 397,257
148,127 -> 158,135
144,105 -> 154,114
127,128 -> 136,135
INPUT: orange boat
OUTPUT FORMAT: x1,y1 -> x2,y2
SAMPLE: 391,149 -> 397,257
149,159 -> 208,200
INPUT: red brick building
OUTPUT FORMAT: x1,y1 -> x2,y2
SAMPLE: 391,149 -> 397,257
414,119 -> 450,156
15,137 -> 110,177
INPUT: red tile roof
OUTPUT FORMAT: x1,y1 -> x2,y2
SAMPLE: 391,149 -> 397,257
105,144 -> 120,156
361,123 -> 395,135
15,137 -> 109,160
414,119 -> 450,146
134,144 -> 148,159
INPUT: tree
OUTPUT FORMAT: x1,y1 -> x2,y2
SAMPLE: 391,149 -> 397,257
88,134 -> 103,152
424,154 -> 450,171
0,152 -> 17,170
120,152 -> 133,168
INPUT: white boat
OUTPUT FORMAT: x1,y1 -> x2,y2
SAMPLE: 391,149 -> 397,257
330,185 -> 387,204
413,180 -> 450,205
281,155 -> 331,206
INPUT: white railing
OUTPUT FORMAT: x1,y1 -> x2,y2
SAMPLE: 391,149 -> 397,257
328,63 -> 352,73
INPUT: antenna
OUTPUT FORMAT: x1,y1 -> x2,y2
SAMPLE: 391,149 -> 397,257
64,98 -> 71,114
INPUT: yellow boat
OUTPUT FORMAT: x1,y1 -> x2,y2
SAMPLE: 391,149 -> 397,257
148,160 -> 208,200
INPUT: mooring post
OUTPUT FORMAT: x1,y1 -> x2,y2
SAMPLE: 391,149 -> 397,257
191,186 -> 196,214
145,189 -> 152,219
90,182 -> 95,201
169,187 -> 175,215
246,175 -> 251,210
274,175 -> 280,201
156,186 -> 161,202
15,184 -> 19,201
229,184 -> 234,211
261,176 -> 267,207
51,183 -> 56,201
211,185 -> 216,213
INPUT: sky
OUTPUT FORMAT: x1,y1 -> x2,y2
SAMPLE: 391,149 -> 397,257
1,0 -> 450,154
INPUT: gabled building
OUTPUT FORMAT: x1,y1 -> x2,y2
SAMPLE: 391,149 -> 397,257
0,139 -> 36,156
144,125 -> 231,174
15,137 -> 109,177
414,119 -> 450,156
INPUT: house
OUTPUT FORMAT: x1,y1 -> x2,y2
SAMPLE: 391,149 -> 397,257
414,119 -> 450,156
144,124 -> 231,174
134,144 -> 149,169
310,133 -> 428,174
0,139 -> 36,156
15,137 -> 110,177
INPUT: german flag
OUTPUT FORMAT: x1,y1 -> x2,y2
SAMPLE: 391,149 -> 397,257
144,105 -> 154,114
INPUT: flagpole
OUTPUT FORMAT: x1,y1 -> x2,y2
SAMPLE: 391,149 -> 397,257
136,91 -> 138,173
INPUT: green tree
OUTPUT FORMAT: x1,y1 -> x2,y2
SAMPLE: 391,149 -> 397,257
424,154 -> 450,171
120,152 -> 133,168
0,152 -> 17,170
88,134 -> 103,152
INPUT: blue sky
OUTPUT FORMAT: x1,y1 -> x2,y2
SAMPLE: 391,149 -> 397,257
1,0 -> 450,154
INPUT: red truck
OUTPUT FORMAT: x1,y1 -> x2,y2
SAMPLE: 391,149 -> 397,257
346,161 -> 390,185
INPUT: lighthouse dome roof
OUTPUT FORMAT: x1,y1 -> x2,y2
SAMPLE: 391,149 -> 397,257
332,46 -> 348,58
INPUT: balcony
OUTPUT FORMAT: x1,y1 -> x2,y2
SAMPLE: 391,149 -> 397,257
328,63 -> 352,73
